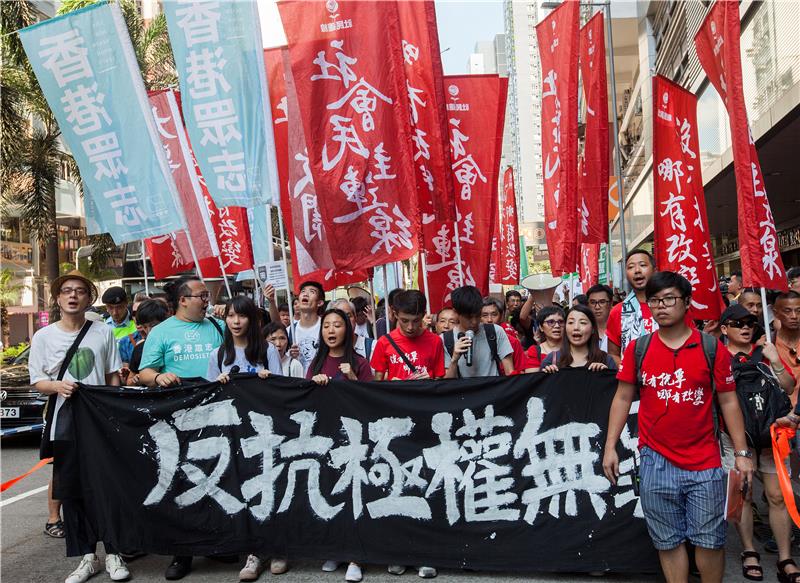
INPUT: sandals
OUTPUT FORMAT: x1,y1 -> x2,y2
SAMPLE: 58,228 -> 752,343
778,559 -> 800,583
43,520 -> 65,538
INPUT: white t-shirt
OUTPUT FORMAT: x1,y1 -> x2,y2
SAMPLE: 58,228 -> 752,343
290,318 -> 321,374
354,322 -> 370,338
205,344 -> 282,380
29,320 -> 121,440
280,353 -> 305,378
599,334 -> 608,352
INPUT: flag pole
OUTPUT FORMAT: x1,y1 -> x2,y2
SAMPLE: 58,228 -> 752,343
419,251 -> 431,309
217,257 -> 232,298
368,276 -> 377,339
183,229 -> 205,281
140,240 -> 150,296
276,207 -> 294,324
760,287 -> 772,344
453,221 -> 465,287
604,1 -> 630,290
382,265 -> 390,331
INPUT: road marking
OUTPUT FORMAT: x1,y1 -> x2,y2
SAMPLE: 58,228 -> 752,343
0,484 -> 48,507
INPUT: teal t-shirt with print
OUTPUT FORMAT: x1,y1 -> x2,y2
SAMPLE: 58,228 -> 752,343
139,316 -> 225,379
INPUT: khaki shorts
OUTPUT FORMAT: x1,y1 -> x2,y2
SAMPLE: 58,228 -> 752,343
720,432 -> 787,475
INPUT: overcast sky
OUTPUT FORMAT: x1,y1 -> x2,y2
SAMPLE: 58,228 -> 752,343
258,0 -> 506,75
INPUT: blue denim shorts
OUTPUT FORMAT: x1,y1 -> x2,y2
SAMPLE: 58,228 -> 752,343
639,446 -> 726,551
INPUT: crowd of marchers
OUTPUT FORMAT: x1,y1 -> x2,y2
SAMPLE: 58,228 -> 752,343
26,254 -> 800,583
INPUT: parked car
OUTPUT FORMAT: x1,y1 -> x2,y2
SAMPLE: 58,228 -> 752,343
0,347 -> 46,431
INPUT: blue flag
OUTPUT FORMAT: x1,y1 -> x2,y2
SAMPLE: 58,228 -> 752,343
247,204 -> 273,267
19,2 -> 186,244
163,0 -> 279,209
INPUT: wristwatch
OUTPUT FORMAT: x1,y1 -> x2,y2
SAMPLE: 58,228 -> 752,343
733,450 -> 753,458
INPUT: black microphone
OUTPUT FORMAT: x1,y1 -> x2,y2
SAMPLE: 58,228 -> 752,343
229,365 -> 240,375
464,329 -> 474,367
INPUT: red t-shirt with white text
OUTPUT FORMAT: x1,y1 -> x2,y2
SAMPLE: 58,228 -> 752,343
370,328 -> 446,380
617,329 -> 735,471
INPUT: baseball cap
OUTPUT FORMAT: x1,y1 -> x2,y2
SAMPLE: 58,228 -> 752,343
720,303 -> 756,324
101,286 -> 128,305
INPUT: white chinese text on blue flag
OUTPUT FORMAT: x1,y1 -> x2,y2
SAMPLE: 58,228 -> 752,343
163,0 -> 279,208
19,1 -> 186,243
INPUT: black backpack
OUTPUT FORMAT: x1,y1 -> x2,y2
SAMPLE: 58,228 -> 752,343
731,347 -> 790,450
443,324 -> 502,376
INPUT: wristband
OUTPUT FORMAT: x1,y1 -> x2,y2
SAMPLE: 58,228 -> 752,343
773,366 -> 786,375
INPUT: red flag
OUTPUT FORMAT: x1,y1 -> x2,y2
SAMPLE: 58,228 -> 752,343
498,167 -> 520,284
282,49 -> 369,292
422,75 -> 508,313
537,0 -> 580,275
397,0 -> 456,231
578,12 -> 609,244
279,0 -> 420,271
263,47 -> 296,258
198,203 -> 254,277
652,75 -> 724,319
579,243 -> 599,290
694,1 -> 787,290
145,235 -> 193,280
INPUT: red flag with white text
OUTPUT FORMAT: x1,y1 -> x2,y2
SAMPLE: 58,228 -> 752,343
579,243 -> 599,290
537,0 -> 580,275
422,75 -> 508,313
397,0 -> 456,233
197,203 -> 254,278
498,167 -> 520,284
578,12 -> 609,244
279,0 -> 420,271
282,49 -> 369,293
694,0 -> 787,291
263,47 -> 296,259
652,75 -> 724,319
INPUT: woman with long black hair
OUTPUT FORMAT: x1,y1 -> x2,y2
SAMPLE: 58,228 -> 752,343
206,296 -> 281,382
307,308 -> 373,385
540,305 -> 616,372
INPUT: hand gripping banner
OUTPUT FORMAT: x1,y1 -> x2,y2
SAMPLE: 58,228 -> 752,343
19,1 -> 186,244
62,370 -> 657,573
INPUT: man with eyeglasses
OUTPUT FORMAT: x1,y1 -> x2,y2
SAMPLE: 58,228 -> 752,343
586,284 -> 613,351
604,271 -> 753,583
136,277 -> 226,580
28,271 -> 129,583
774,291 -> 800,398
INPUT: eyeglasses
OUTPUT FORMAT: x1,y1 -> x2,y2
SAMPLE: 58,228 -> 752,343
543,319 -> 564,327
724,319 -> 756,329
588,299 -> 609,307
646,296 -> 684,308
184,292 -> 210,300
60,287 -> 88,296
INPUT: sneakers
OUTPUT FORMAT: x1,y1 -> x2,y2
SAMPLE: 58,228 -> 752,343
388,565 -> 407,575
270,558 -> 289,575
105,555 -> 130,582
64,554 -> 100,583
164,556 -> 193,580
417,566 -> 437,578
345,563 -> 363,582
239,555 -> 265,581
322,560 -> 340,572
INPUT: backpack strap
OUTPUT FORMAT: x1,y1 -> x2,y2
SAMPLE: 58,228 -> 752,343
633,333 -> 654,388
483,323 -> 503,374
364,336 -> 374,362
443,329 -> 455,358
385,333 -> 417,374
206,316 -> 224,340
699,331 -> 720,439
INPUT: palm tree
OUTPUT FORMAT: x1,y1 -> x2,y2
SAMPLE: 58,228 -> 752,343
0,0 -> 177,288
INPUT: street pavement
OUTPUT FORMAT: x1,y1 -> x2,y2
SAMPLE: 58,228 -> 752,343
0,432 -> 758,582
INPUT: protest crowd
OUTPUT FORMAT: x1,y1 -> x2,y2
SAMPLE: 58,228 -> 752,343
6,1 -> 800,583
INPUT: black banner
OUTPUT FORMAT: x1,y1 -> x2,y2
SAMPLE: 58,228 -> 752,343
67,369 -> 657,573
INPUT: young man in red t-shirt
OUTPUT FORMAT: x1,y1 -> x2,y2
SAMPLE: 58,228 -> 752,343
603,271 -> 753,583
370,290 -> 445,381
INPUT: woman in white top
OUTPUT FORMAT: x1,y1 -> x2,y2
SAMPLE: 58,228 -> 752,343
265,322 -> 304,378
205,296 -> 280,382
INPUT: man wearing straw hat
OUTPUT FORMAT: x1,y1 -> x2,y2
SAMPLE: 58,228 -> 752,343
28,270 -> 127,583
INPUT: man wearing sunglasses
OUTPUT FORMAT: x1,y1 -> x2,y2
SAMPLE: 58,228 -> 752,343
718,303 -> 797,581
